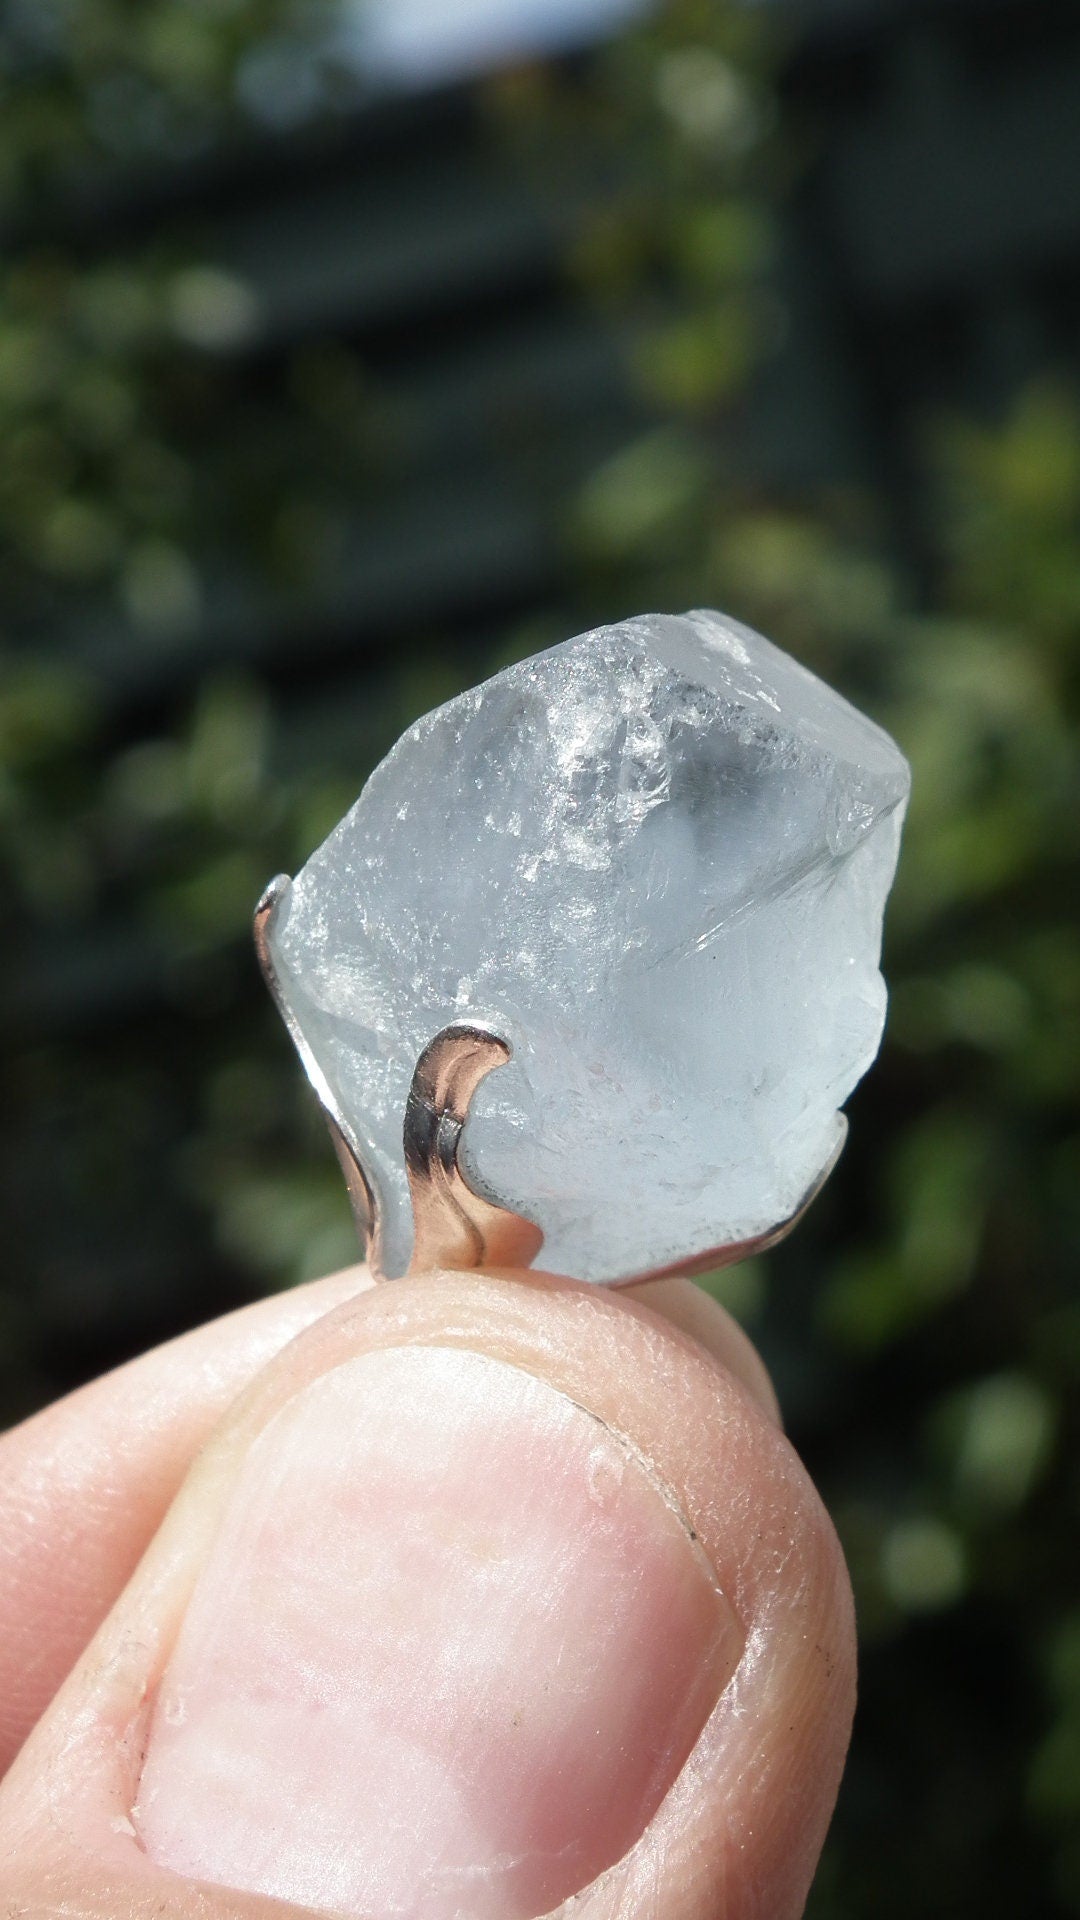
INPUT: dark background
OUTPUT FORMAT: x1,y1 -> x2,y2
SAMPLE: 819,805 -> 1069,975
2,0 -> 1079,1913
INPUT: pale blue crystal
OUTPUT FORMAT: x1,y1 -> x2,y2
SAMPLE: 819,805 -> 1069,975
266,610 -> 910,1282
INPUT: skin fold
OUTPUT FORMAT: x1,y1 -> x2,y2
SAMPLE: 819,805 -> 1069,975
0,1266 -> 855,1920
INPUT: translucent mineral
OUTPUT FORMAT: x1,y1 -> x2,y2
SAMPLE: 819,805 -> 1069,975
265,610 -> 910,1283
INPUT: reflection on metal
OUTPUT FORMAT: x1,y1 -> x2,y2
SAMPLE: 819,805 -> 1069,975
255,883 -> 541,1278
253,874 -> 380,1267
404,1022 -> 544,1276
616,1117 -> 849,1289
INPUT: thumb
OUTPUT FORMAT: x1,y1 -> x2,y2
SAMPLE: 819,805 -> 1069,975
0,1268 -> 854,1920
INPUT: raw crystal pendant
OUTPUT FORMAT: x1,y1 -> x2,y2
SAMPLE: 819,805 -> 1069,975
256,610 -> 910,1284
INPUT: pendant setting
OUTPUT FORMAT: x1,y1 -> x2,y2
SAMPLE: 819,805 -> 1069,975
255,609 -> 909,1284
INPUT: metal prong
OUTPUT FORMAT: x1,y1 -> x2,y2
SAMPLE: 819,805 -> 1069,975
254,874 -> 381,1268
404,1023 -> 543,1276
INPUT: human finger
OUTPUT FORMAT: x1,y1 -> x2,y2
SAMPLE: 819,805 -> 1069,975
0,1265 -> 373,1774
0,1265 -> 779,1778
0,1266 -> 854,1920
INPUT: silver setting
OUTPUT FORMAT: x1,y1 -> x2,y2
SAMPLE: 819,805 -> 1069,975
255,877 -> 541,1280
403,1023 -> 543,1276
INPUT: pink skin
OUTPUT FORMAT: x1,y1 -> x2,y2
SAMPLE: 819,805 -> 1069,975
0,1268 -> 855,1920
0,1269 -> 775,1780
137,1348 -> 741,1918
0,1269 -> 366,1772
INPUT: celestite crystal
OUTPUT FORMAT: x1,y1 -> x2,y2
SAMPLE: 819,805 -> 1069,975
266,610 -> 910,1283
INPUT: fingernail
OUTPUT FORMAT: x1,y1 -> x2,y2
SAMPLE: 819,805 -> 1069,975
135,1346 -> 740,1920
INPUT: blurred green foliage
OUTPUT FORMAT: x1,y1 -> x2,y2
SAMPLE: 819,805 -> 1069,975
2,0 -> 1079,1914
0,0 -> 385,648
0,0 -> 338,213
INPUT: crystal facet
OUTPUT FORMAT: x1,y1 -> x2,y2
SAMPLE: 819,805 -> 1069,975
264,610 -> 910,1283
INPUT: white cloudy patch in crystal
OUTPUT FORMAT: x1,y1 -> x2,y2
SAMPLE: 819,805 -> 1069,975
266,610 -> 910,1282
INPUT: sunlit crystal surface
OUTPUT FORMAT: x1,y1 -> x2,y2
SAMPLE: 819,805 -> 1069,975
267,611 -> 910,1282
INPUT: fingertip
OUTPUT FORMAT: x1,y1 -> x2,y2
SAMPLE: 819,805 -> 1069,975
1,1266 -> 854,1920
624,1275 -> 782,1425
